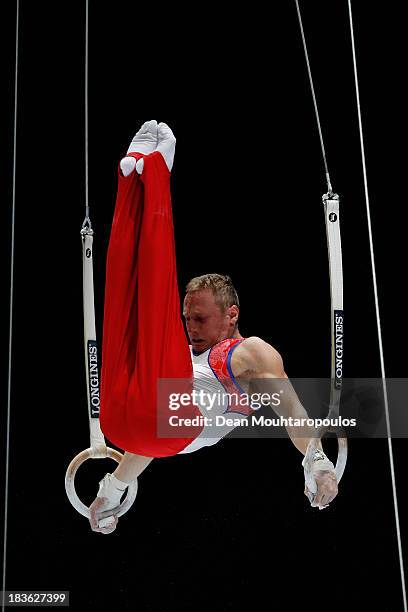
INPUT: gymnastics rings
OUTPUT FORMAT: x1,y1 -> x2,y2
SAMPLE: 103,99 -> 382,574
65,446 -> 137,521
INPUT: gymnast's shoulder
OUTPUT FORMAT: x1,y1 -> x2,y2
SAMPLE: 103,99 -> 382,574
231,336 -> 286,378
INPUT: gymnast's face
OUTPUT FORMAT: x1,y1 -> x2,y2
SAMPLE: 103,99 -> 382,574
183,289 -> 238,354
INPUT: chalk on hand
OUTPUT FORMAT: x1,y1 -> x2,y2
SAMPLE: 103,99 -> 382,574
98,516 -> 116,530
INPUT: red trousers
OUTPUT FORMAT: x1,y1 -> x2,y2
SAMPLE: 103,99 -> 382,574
100,152 -> 202,457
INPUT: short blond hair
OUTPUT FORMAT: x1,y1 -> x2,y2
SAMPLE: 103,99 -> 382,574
186,273 -> 240,311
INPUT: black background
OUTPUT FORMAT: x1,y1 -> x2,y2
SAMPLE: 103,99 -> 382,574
1,2 -> 407,611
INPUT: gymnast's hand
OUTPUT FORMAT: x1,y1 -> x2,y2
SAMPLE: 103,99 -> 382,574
89,495 -> 119,534
88,473 -> 129,534
304,450 -> 338,509
305,469 -> 338,509
120,119 -> 176,176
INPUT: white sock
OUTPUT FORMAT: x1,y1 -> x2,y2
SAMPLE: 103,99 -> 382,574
127,119 -> 158,155
120,156 -> 136,177
120,119 -> 159,176
120,120 -> 176,176
156,122 -> 176,172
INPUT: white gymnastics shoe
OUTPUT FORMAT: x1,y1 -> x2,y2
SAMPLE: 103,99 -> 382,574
120,119 -> 159,176
127,119 -> 158,155
157,122 -> 176,172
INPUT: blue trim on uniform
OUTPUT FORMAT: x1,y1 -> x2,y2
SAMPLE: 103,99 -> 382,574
226,341 -> 246,394
207,340 -> 245,394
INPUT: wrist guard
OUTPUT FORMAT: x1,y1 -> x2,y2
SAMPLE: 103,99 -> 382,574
97,473 -> 130,508
302,448 -> 335,474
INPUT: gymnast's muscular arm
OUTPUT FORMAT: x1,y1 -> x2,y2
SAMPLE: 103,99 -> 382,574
231,336 -> 320,454
231,336 -> 338,505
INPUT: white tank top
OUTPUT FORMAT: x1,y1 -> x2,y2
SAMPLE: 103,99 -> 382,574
179,338 -> 252,454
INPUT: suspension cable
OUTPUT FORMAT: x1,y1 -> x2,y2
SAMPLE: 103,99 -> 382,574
295,0 -> 333,195
347,2 -> 407,610
82,0 -> 91,233
2,2 -> 20,610
85,0 -> 89,219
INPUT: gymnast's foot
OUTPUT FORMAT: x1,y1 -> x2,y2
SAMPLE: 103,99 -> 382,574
120,119 -> 158,177
120,120 -> 176,176
156,122 -> 176,172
